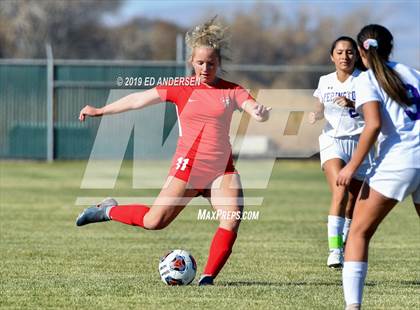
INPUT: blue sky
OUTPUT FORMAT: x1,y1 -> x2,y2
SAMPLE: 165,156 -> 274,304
104,0 -> 419,68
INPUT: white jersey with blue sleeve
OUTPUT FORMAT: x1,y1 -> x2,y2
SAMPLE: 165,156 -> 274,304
313,69 -> 365,137
355,62 -> 420,169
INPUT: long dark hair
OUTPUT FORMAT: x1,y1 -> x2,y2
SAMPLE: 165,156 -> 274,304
330,36 -> 365,71
357,24 -> 410,106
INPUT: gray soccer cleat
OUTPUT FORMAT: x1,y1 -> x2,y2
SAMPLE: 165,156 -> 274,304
76,198 -> 118,226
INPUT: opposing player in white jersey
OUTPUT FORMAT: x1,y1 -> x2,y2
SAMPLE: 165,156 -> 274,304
336,24 -> 420,309
310,36 -> 373,268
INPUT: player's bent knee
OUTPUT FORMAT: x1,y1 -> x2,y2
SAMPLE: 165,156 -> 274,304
349,223 -> 376,241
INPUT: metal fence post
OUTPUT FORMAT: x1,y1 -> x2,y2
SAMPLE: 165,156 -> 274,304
176,33 -> 183,64
176,33 -> 189,76
46,43 -> 54,162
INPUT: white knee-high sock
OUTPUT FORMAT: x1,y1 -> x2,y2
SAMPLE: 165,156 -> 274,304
328,215 -> 345,251
343,217 -> 352,245
343,261 -> 368,306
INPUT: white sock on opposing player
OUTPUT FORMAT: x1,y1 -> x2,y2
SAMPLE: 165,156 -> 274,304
328,215 -> 345,251
343,217 -> 352,245
343,261 -> 367,306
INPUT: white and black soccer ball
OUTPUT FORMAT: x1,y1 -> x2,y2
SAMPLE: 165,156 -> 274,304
159,249 -> 197,285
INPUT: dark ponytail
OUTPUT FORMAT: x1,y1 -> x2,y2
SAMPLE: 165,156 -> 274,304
357,24 -> 410,106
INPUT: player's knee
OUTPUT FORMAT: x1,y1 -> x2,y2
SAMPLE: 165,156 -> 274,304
350,222 -> 375,241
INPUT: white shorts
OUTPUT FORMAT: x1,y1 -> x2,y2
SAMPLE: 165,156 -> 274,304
366,166 -> 420,203
319,134 -> 374,181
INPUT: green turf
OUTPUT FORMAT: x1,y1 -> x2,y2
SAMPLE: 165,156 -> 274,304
1,160 -> 419,309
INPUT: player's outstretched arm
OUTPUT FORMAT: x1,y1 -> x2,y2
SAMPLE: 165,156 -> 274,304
242,99 -> 272,122
79,88 -> 161,121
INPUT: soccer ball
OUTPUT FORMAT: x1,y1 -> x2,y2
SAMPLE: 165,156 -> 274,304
159,249 -> 197,285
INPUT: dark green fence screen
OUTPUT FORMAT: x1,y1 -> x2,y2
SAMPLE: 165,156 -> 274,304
0,60 -> 184,160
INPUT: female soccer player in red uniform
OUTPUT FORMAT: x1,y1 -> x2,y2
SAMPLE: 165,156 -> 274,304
76,18 -> 271,285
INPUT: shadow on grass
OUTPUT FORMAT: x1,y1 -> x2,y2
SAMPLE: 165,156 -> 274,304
221,281 -> 378,287
399,280 -> 420,286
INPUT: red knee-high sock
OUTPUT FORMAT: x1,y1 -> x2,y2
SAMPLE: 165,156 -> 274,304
203,227 -> 237,277
109,204 -> 150,227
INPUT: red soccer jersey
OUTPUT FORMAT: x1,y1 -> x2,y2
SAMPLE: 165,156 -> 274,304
156,78 -> 253,189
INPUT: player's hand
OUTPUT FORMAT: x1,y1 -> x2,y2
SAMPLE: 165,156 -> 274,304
308,111 -> 324,124
308,112 -> 317,124
334,96 -> 355,108
252,104 -> 272,122
79,105 -> 102,121
336,165 -> 355,187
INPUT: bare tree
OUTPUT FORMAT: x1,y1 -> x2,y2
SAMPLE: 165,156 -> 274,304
226,3 -> 378,88
0,0 -> 121,58
0,1 -> 380,89
110,18 -> 183,60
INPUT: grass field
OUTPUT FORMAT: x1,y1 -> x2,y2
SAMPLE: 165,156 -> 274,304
1,160 -> 419,309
